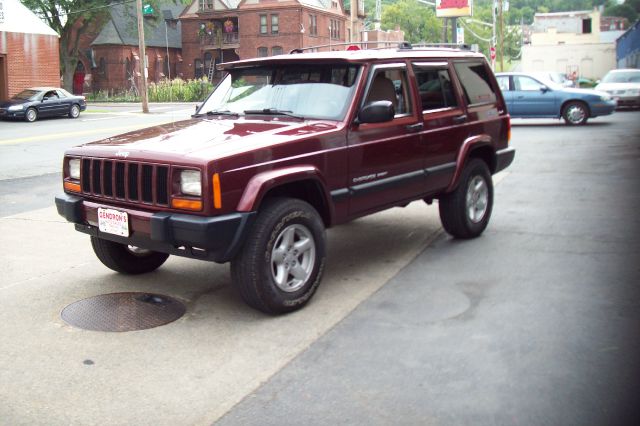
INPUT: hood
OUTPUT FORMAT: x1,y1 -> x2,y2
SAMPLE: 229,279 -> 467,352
595,82 -> 640,91
560,87 -> 610,98
0,98 -> 29,107
76,116 -> 340,162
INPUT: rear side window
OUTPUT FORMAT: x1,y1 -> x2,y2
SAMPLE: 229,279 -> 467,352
413,63 -> 458,111
453,61 -> 498,106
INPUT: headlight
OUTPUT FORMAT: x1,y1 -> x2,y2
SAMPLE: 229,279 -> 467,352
180,170 -> 202,196
69,159 -> 81,179
8,105 -> 24,111
600,94 -> 611,102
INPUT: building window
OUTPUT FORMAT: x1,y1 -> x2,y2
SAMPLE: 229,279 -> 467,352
272,46 -> 283,56
98,57 -> 106,76
332,0 -> 338,9
199,0 -> 214,11
204,51 -> 213,77
271,15 -> 279,34
260,15 -> 267,34
257,47 -> 268,57
582,18 -> 592,34
194,58 -> 203,78
330,20 -> 340,40
310,15 -> 317,36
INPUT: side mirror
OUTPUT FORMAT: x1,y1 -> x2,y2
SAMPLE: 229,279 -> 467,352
540,85 -> 549,93
357,100 -> 395,124
195,104 -> 200,113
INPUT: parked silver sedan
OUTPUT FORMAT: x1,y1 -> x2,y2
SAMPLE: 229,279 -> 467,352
595,69 -> 640,109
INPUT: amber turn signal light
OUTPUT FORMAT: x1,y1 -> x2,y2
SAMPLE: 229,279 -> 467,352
212,173 -> 222,209
64,181 -> 81,193
171,198 -> 203,211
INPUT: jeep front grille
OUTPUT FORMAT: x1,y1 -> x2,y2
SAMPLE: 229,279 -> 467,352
81,158 -> 170,206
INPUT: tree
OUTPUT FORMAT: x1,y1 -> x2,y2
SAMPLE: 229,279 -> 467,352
20,0 -> 112,92
604,4 -> 638,23
381,0 -> 441,43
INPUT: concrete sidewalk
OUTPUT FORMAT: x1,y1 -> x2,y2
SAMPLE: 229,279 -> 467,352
216,117 -> 640,425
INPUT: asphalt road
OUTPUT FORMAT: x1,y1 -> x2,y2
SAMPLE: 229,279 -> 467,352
1,110 -> 639,425
0,102 -> 195,216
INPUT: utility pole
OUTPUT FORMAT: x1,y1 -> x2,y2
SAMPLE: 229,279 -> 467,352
136,0 -> 149,113
491,0 -> 497,70
499,0 -> 504,71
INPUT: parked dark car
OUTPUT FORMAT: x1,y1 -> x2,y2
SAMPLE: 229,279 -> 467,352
496,72 -> 616,125
56,44 -> 514,314
0,87 -> 87,122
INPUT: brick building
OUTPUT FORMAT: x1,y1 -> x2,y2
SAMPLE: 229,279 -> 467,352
179,0 -> 350,80
0,0 -> 60,100
88,2 -> 185,94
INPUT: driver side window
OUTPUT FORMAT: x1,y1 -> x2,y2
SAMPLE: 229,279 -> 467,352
364,67 -> 412,117
515,76 -> 545,91
44,90 -> 58,100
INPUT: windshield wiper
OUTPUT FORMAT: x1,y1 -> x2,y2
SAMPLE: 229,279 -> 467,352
244,108 -> 305,120
205,109 -> 241,117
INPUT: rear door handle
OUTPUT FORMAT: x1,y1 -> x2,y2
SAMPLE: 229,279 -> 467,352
406,122 -> 424,132
452,114 -> 467,124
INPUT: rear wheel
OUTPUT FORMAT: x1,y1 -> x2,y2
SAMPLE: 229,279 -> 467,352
231,197 -> 326,315
25,108 -> 37,122
562,101 -> 588,125
69,104 -> 81,118
90,237 -> 169,274
439,158 -> 493,239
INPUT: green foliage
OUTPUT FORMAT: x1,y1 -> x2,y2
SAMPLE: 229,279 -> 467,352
604,4 -> 638,22
380,0 -> 442,43
87,78 -> 214,103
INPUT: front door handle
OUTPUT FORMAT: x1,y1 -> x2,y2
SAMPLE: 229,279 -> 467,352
406,122 -> 423,132
452,114 -> 467,124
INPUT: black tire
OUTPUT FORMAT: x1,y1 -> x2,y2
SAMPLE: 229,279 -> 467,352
231,197 -> 326,315
90,236 -> 169,274
439,158 -> 493,239
69,104 -> 81,118
562,101 -> 589,125
25,107 -> 37,122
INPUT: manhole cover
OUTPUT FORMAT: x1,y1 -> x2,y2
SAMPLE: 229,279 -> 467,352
61,292 -> 186,332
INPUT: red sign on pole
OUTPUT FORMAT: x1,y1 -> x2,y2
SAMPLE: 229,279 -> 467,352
490,46 -> 496,60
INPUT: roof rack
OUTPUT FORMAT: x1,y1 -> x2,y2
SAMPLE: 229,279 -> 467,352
289,41 -> 473,54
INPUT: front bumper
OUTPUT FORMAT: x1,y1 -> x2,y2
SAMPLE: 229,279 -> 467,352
495,147 -> 516,174
590,100 -> 618,117
0,109 -> 25,119
55,193 -> 256,263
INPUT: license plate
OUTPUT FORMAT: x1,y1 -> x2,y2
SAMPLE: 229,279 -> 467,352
98,208 -> 129,237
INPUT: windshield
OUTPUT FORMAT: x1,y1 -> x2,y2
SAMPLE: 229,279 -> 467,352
601,70 -> 640,83
198,63 -> 361,121
12,89 -> 40,100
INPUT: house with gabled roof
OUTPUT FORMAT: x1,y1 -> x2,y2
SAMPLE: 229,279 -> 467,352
86,1 -> 186,94
179,0 -> 350,80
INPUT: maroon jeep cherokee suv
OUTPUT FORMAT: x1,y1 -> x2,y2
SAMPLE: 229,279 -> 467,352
56,45 -> 514,314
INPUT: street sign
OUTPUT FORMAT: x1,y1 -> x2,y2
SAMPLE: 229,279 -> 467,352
143,4 -> 154,15
456,27 -> 464,44
490,46 -> 496,60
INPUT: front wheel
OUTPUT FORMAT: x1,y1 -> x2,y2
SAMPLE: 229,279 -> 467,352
90,237 -> 169,274
439,158 -> 493,239
563,101 -> 589,125
231,198 -> 326,315
69,104 -> 81,118
25,108 -> 38,122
